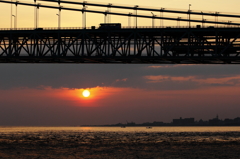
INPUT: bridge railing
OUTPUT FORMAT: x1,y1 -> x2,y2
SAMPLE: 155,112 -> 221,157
1,25 -> 240,31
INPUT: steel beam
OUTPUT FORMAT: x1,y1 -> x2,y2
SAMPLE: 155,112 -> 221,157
0,28 -> 240,64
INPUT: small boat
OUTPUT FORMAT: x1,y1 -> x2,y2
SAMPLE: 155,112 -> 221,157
121,126 -> 126,128
146,126 -> 152,129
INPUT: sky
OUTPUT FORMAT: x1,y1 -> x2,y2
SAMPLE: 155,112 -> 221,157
0,0 -> 240,126
1,0 -> 240,28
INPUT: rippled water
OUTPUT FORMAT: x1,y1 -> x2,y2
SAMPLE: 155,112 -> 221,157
0,126 -> 240,159
1,126 -> 240,133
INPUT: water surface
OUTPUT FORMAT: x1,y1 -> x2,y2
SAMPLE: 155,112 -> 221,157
0,126 -> 239,158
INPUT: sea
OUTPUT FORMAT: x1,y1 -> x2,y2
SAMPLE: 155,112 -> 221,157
0,126 -> 240,158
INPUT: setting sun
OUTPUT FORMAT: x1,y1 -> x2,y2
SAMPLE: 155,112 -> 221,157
82,90 -> 90,97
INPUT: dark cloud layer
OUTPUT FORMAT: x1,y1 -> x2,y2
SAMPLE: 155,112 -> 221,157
0,64 -> 240,90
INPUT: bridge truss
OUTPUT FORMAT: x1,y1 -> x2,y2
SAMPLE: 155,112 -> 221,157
1,27 -> 240,64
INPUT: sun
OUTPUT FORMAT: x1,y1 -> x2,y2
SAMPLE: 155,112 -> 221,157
82,90 -> 90,97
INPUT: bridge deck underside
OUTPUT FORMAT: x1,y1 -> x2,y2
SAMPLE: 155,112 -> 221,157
0,28 -> 240,64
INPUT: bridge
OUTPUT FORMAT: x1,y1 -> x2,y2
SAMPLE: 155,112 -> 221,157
1,0 -> 240,64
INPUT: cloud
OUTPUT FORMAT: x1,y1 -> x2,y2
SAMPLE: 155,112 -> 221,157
147,64 -> 196,69
0,64 -> 240,91
115,78 -> 128,82
145,75 -> 194,83
144,75 -> 240,88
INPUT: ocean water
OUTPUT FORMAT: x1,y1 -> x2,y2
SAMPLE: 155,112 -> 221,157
0,126 -> 240,158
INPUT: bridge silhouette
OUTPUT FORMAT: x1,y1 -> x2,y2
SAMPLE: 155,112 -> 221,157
1,0 -> 240,64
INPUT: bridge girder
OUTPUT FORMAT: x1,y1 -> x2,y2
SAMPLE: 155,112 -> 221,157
0,28 -> 240,64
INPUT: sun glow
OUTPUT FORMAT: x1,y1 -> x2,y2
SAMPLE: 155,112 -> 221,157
82,90 -> 90,97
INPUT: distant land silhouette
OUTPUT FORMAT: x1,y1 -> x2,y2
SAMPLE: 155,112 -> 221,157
82,115 -> 240,127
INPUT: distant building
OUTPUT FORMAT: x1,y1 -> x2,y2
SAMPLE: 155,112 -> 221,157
103,115 -> 240,127
196,119 -> 208,126
209,115 -> 221,125
234,117 -> 240,123
126,122 -> 136,126
172,117 -> 195,126
224,118 -> 234,125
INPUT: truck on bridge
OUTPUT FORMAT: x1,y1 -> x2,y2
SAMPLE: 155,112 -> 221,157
98,23 -> 121,30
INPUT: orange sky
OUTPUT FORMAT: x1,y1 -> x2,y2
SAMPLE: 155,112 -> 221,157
1,0 -> 240,28
0,82 -> 240,125
1,85 -> 239,107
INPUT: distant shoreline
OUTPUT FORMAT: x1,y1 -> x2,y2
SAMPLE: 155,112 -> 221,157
1,125 -> 240,127
82,116 -> 240,127
80,125 -> 240,127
